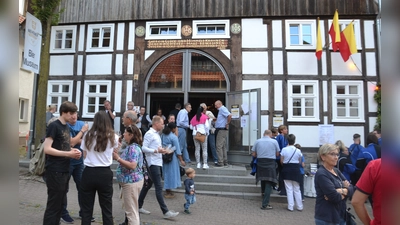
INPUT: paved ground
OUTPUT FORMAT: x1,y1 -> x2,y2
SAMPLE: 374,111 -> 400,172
19,166 -> 368,225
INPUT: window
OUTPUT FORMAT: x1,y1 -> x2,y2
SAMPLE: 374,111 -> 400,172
50,26 -> 77,53
192,20 -> 230,39
328,20 -> 361,50
19,98 -> 29,122
47,81 -> 73,115
288,81 -> 319,122
332,81 -> 364,122
285,20 -> 316,49
145,21 -> 181,40
86,24 -> 115,52
82,81 -> 111,118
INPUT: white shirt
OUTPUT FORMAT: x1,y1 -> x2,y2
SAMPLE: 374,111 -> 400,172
141,127 -> 163,167
280,145 -> 302,164
81,133 -> 119,167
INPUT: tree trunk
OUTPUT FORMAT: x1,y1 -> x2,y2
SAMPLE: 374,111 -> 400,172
34,18 -> 52,147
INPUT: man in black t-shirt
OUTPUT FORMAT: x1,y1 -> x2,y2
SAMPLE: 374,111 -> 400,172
42,101 -> 82,225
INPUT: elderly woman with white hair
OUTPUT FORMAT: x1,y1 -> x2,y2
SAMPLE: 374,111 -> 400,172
314,144 -> 354,225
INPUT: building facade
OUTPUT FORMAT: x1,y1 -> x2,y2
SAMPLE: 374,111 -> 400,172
47,0 -> 379,162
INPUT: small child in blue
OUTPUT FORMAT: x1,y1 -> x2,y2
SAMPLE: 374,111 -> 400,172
183,167 -> 196,214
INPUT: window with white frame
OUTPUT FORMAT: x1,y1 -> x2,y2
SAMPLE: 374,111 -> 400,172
50,26 -> 77,53
328,20 -> 361,50
332,81 -> 364,122
192,20 -> 230,39
86,24 -> 114,52
288,81 -> 320,122
82,81 -> 111,117
145,21 -> 181,40
285,20 -> 316,49
19,98 -> 29,122
47,81 -> 73,115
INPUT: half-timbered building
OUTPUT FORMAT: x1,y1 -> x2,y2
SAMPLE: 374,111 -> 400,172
47,0 -> 379,163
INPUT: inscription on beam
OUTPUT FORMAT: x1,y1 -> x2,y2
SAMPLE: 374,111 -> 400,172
147,39 -> 228,50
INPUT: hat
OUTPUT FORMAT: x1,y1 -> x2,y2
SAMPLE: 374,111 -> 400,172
205,111 -> 215,119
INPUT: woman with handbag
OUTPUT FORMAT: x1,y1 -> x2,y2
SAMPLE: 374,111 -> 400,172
113,125 -> 144,225
161,122 -> 184,198
190,106 -> 210,169
314,143 -> 354,225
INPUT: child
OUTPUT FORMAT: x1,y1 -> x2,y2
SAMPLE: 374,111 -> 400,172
294,143 -> 305,201
183,168 -> 196,214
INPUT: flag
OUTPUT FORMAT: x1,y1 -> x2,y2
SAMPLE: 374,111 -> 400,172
339,22 -> 357,62
315,17 -> 322,60
329,10 -> 340,51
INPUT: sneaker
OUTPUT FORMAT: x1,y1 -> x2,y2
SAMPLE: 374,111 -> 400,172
196,163 -> 201,169
164,192 -> 175,199
61,214 -> 74,224
224,163 -> 229,168
203,164 -> 209,169
163,210 -> 179,219
214,163 -> 224,168
139,208 -> 151,214
260,205 -> 273,210
183,209 -> 191,214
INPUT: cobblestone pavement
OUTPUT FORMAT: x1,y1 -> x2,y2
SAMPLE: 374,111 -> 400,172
19,167 -> 368,225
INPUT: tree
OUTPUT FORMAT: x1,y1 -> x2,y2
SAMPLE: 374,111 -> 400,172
31,0 -> 63,148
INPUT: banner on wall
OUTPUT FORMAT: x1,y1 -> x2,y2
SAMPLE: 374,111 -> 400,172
22,12 -> 42,74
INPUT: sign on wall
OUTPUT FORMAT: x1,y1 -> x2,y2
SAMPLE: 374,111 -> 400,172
22,12 -> 42,74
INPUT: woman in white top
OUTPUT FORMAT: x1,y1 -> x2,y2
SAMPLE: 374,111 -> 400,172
80,111 -> 120,225
190,106 -> 210,169
280,134 -> 303,212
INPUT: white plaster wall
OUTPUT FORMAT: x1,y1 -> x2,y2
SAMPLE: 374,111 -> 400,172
273,51 -> 283,75
19,43 -> 34,134
128,54 -> 134,74
334,126 -> 365,146
115,54 -> 123,75
368,82 -> 378,112
364,21 -> 375,49
78,25 -> 85,51
50,55 -> 74,75
242,52 -> 268,74
323,81 -> 328,112
145,50 -> 155,60
115,81 -> 122,112
366,52 -> 377,76
242,80 -> 268,110
261,115 -> 269,135
77,55 -> 83,75
241,18 -> 268,48
220,49 -> 230,59
369,117 -> 377,133
86,54 -> 112,75
272,20 -> 282,48
322,54 -> 327,75
117,23 -> 125,50
76,81 -> 81,111
126,80 -> 133,103
128,22 -> 135,50
287,52 -> 318,75
331,53 -> 362,76
274,80 -> 283,111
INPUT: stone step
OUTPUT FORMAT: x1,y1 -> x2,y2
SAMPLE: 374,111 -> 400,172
190,174 -> 256,184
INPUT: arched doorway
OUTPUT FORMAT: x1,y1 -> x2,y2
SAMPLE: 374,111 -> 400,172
144,49 -> 229,119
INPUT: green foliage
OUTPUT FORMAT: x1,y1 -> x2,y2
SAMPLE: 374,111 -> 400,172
374,83 -> 381,130
31,0 -> 63,25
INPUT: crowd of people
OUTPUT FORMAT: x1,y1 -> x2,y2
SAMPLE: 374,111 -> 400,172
40,100 -> 382,225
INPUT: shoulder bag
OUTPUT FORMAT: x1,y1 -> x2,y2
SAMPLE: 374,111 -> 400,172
194,125 -> 206,143
161,135 -> 174,163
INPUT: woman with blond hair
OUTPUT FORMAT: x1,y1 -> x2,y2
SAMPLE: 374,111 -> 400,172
46,104 -> 57,126
335,140 -> 356,182
314,144 -> 354,225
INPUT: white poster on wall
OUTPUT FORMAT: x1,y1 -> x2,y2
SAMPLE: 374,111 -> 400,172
22,12 -> 42,74
319,124 -> 334,145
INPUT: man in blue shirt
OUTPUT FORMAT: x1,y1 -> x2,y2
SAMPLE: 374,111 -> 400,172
214,100 -> 232,167
176,103 -> 192,164
373,128 -> 382,146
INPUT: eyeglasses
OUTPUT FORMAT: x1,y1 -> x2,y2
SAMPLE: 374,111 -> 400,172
327,152 -> 339,157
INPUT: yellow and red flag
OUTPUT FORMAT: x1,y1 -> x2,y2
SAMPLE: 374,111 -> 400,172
329,10 -> 340,51
315,17 -> 322,60
339,22 -> 357,62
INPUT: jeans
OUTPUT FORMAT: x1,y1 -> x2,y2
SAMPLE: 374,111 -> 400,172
43,170 -> 70,225
62,163 -> 84,216
184,194 -> 196,210
315,218 -> 345,225
80,167 -> 113,225
261,181 -> 273,207
208,133 -> 218,163
138,165 -> 169,214
178,128 -> 190,162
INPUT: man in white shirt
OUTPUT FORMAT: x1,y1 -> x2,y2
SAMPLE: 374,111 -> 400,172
176,103 -> 192,164
138,116 -> 179,219
103,100 -> 116,129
